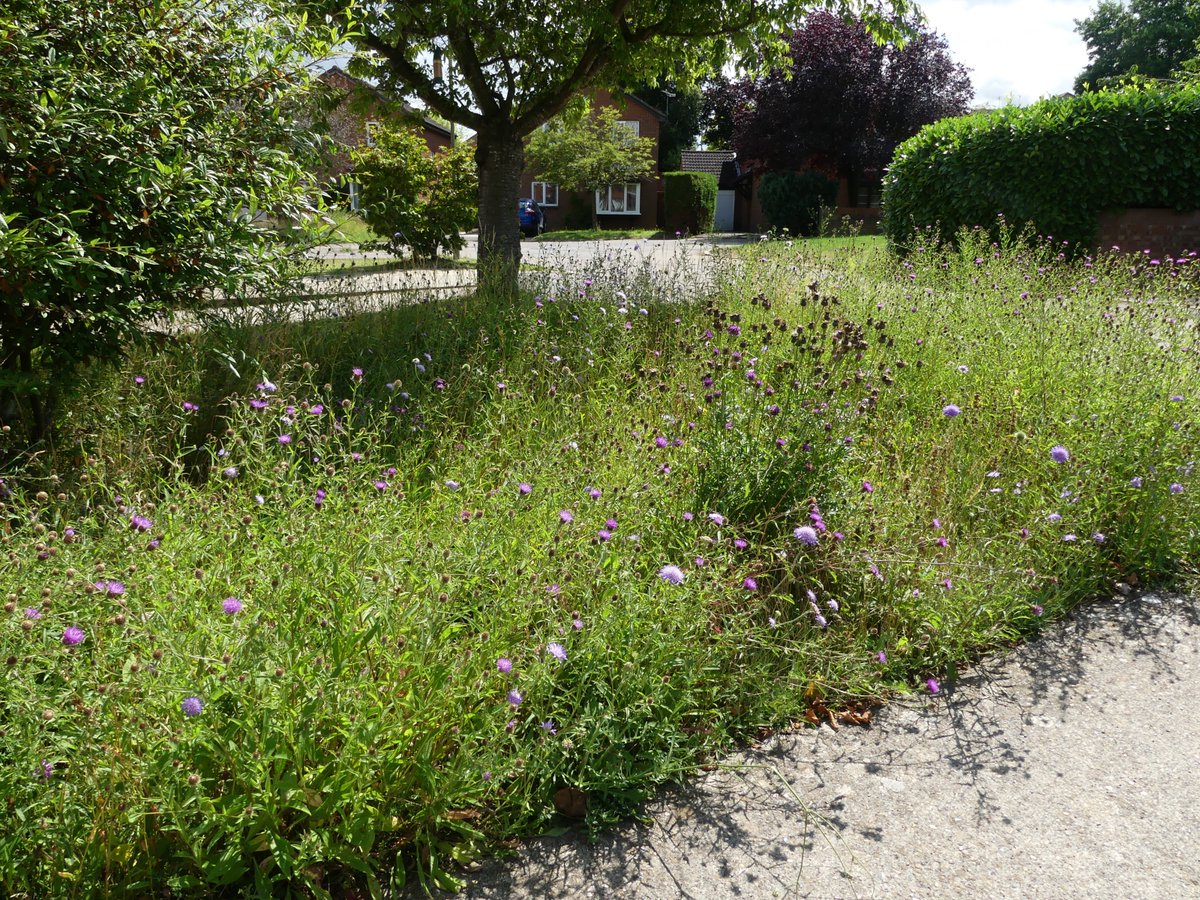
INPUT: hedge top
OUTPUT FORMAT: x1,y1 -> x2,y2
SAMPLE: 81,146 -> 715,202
881,80 -> 1200,251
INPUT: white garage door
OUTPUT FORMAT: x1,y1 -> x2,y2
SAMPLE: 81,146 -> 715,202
715,190 -> 735,231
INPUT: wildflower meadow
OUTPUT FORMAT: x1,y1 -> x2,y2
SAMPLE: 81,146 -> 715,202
1,232 -> 1196,895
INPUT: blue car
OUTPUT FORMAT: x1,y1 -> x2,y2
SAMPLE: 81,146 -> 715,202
518,198 -> 544,237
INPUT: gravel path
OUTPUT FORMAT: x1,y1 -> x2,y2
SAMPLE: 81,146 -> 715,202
444,592 -> 1200,899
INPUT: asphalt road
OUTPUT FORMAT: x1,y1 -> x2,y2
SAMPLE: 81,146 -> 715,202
435,591 -> 1200,899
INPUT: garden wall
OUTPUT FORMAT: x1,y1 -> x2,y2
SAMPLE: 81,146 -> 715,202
1095,208 -> 1200,259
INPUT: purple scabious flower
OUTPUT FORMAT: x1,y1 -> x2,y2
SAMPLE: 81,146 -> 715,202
1170,482 -> 1185,494
445,479 -> 461,491
1050,444 -> 1070,463
222,466 -> 239,480
794,526 -> 819,546
547,642 -> 567,662
1062,533 -> 1078,542
539,720 -> 557,734
181,696 -> 204,717
62,627 -> 85,646
507,689 -> 523,707
222,597 -> 243,615
559,509 -> 574,524
496,657 -> 513,674
1130,476 -> 1144,488
942,404 -> 961,417
1092,532 -> 1106,544
658,565 -> 685,585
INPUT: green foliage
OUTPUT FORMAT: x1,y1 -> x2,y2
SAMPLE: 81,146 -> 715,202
663,171 -> 718,235
351,128 -> 477,259
882,81 -> 1200,252
0,0 -> 337,441
636,84 -> 704,171
1,234 -> 1198,893
1074,0 -> 1200,91
758,170 -> 839,236
525,104 -> 657,227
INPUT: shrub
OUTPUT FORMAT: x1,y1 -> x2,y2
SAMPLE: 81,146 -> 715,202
757,170 -> 838,236
352,129 -> 477,259
882,80 -> 1200,252
664,171 -> 718,235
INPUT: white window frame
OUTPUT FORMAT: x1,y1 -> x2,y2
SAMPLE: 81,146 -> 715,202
348,181 -> 362,211
532,182 -> 559,207
595,182 -> 641,216
615,120 -> 640,139
365,120 -> 381,147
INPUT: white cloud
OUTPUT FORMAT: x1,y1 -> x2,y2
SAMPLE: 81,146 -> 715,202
918,0 -> 1095,107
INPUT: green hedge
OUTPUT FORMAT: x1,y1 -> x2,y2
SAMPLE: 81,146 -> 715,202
757,170 -> 838,237
664,171 -> 717,235
882,81 -> 1200,251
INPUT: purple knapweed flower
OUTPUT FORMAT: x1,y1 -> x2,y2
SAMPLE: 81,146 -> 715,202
1170,482 -> 1185,494
596,529 -> 612,541
655,436 -> 669,449
181,696 -> 204,717
540,720 -> 557,734
134,375 -> 146,386
374,480 -> 389,491
38,759 -> 53,781
572,616 -> 584,630
861,481 -> 874,493
507,689 -> 523,707
733,538 -> 748,550
277,434 -> 292,445
25,607 -> 41,620
559,509 -> 574,524
182,401 -> 199,413
518,482 -> 532,495
1092,532 -> 1106,544
1047,512 -> 1062,522
876,651 -> 887,664
1130,476 -> 1144,488
658,565 -> 685,585
794,526 -> 818,546
351,367 -> 363,381
130,514 -> 153,532
1062,533 -> 1078,542
1050,445 -> 1070,463
496,657 -> 513,674
250,398 -> 269,410
942,404 -> 961,417
1032,604 -> 1044,617
445,479 -> 461,491
682,512 -> 694,522
222,597 -> 243,615
926,678 -> 940,695
95,580 -> 125,596
707,513 -> 725,526
588,487 -> 602,500
547,642 -> 567,662
258,380 -> 278,393
743,577 -> 758,591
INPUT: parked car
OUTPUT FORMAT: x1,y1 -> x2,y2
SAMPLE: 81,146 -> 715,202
518,198 -> 544,237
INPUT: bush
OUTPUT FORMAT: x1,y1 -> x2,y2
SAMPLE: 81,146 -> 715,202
882,80 -> 1200,251
352,129 -> 477,259
664,171 -> 718,235
757,170 -> 838,236
0,0 -> 334,443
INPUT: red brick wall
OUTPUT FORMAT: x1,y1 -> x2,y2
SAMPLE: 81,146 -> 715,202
520,88 -> 663,231
1096,208 -> 1200,259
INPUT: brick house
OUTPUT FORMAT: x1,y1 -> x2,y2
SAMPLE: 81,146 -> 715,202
518,88 -> 666,231
317,66 -> 453,210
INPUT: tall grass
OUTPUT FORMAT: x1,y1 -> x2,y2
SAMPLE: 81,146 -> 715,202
0,231 -> 1196,895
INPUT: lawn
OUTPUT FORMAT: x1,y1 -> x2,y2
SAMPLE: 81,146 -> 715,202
1,231 -> 1196,895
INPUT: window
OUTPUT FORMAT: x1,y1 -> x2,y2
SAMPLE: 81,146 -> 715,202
614,119 -> 640,143
852,171 -> 882,208
532,182 -> 558,207
365,120 -> 381,147
596,182 -> 641,216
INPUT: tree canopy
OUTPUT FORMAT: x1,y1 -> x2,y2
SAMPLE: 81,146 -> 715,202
1074,0 -> 1200,91
719,12 -> 972,180
304,0 -> 919,291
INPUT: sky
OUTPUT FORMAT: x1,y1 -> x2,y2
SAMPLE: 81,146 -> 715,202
918,0 -> 1097,108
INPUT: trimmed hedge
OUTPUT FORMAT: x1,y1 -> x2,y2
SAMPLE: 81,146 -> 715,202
882,81 -> 1200,251
664,171 -> 717,235
757,170 -> 838,237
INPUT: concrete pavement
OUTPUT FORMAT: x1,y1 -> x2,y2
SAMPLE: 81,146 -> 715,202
444,591 -> 1200,899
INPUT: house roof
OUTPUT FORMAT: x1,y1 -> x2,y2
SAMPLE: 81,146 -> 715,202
680,150 -> 735,175
319,66 -> 452,140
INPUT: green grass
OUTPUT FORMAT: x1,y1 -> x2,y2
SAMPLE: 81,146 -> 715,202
1,231 -> 1197,895
533,227 -> 663,242
317,209 -> 381,245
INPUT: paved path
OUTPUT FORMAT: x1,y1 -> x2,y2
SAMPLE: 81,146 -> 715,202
447,592 -> 1200,899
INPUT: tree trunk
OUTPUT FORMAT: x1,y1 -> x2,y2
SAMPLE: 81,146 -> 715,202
475,128 -> 524,297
